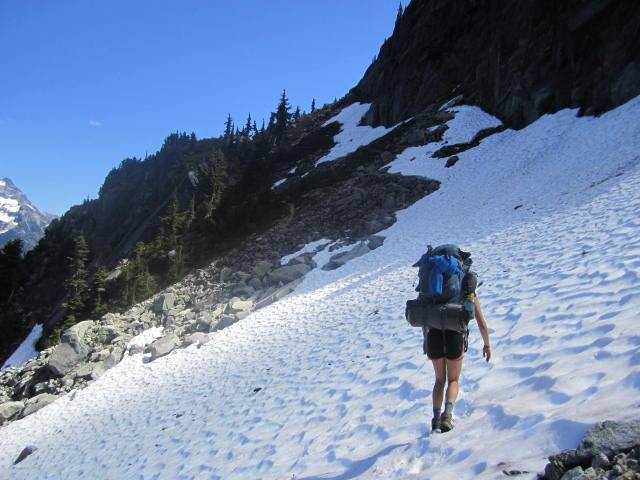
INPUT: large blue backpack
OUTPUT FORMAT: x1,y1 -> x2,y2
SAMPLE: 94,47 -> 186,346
406,244 -> 477,333
414,244 -> 469,303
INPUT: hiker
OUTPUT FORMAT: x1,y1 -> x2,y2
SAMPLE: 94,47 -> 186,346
427,293 -> 491,433
405,244 -> 491,433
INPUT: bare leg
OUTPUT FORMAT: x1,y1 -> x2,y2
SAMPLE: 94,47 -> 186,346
431,358 -> 446,412
444,355 -> 464,403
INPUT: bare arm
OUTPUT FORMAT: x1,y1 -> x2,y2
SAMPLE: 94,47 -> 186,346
474,296 -> 491,362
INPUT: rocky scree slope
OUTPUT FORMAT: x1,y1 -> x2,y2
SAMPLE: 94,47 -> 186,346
0,103 -> 449,425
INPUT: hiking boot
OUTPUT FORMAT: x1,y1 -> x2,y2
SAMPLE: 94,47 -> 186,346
440,413 -> 454,432
431,416 -> 441,432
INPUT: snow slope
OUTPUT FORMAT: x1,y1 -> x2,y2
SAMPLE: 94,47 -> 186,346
315,103 -> 397,166
1,324 -> 43,372
2,97 -> 640,479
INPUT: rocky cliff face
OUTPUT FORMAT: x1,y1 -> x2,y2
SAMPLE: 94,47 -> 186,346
351,0 -> 640,129
0,178 -> 55,251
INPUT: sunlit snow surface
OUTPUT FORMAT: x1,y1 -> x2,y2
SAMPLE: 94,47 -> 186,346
2,98 -> 640,479
315,102 -> 396,166
1,324 -> 43,372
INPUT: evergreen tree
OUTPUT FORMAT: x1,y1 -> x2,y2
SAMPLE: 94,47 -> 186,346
244,113 -> 252,138
396,2 -> 404,23
161,193 -> 181,251
274,89 -> 291,145
252,120 -> 258,136
127,242 -> 156,305
293,106 -> 301,123
90,266 -> 109,318
0,239 -> 25,305
197,150 -> 228,220
311,98 -> 316,112
62,235 -> 90,322
224,114 -> 233,143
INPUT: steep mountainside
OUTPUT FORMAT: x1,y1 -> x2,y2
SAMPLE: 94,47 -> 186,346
1,0 -> 640,477
351,0 -> 640,128
0,178 -> 55,251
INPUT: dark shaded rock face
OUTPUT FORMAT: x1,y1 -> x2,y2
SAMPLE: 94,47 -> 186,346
351,0 -> 640,129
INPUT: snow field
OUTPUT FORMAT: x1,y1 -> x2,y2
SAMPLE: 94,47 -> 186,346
1,97 -> 640,479
1,324 -> 43,372
315,102 -> 397,166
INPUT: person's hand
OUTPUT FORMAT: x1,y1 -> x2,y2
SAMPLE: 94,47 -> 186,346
482,345 -> 491,362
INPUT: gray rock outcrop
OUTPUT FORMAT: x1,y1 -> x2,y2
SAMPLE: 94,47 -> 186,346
145,333 -> 179,361
542,419 -> 640,480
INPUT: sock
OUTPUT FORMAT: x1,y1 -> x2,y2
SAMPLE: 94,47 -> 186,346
444,401 -> 454,415
433,407 -> 441,419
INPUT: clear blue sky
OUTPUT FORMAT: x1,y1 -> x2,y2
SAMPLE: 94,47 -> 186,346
0,1 -> 402,215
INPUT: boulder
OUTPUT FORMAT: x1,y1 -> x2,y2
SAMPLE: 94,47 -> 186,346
60,320 -> 94,351
231,284 -> 254,298
252,260 -> 272,278
212,315 -> 238,331
145,333 -> 179,361
21,393 -> 58,417
128,344 -> 144,356
248,277 -> 263,290
219,267 -> 233,282
322,242 -> 371,271
0,401 -> 24,424
75,362 -> 107,381
48,342 -> 89,377
267,263 -> 311,286
94,326 -> 120,345
580,420 -> 640,456
153,293 -> 176,314
181,333 -> 211,348
14,445 -> 37,465
226,297 -> 254,315
367,235 -> 385,250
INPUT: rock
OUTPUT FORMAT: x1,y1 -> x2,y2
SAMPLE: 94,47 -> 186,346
128,344 -> 144,356
48,342 -> 89,377
267,263 -> 311,286
226,297 -> 254,315
248,277 -> 263,290
560,466 -> 584,480
591,453 -> 610,470
322,242 -> 371,271
14,445 -> 37,465
219,267 -> 233,282
580,420 -> 640,456
75,362 -> 107,381
32,381 -> 48,396
22,393 -> 58,417
145,333 -> 179,360
252,260 -> 272,278
0,401 -> 24,424
445,155 -> 460,168
231,284 -> 254,298
212,315 -> 238,331
181,333 -> 211,347
367,235 -> 385,250
106,345 -> 125,367
94,326 -> 120,344
153,293 -> 176,314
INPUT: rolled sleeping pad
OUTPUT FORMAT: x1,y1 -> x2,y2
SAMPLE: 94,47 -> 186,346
405,300 -> 471,333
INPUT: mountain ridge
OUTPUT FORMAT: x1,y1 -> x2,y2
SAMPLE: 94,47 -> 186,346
0,177 -> 55,251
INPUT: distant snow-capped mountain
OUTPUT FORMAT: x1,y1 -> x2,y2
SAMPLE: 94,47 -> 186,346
0,177 -> 56,251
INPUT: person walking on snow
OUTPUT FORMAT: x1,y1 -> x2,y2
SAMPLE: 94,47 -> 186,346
407,244 -> 492,433
427,293 -> 491,432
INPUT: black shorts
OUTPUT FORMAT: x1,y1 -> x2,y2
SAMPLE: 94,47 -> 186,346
424,328 -> 467,359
